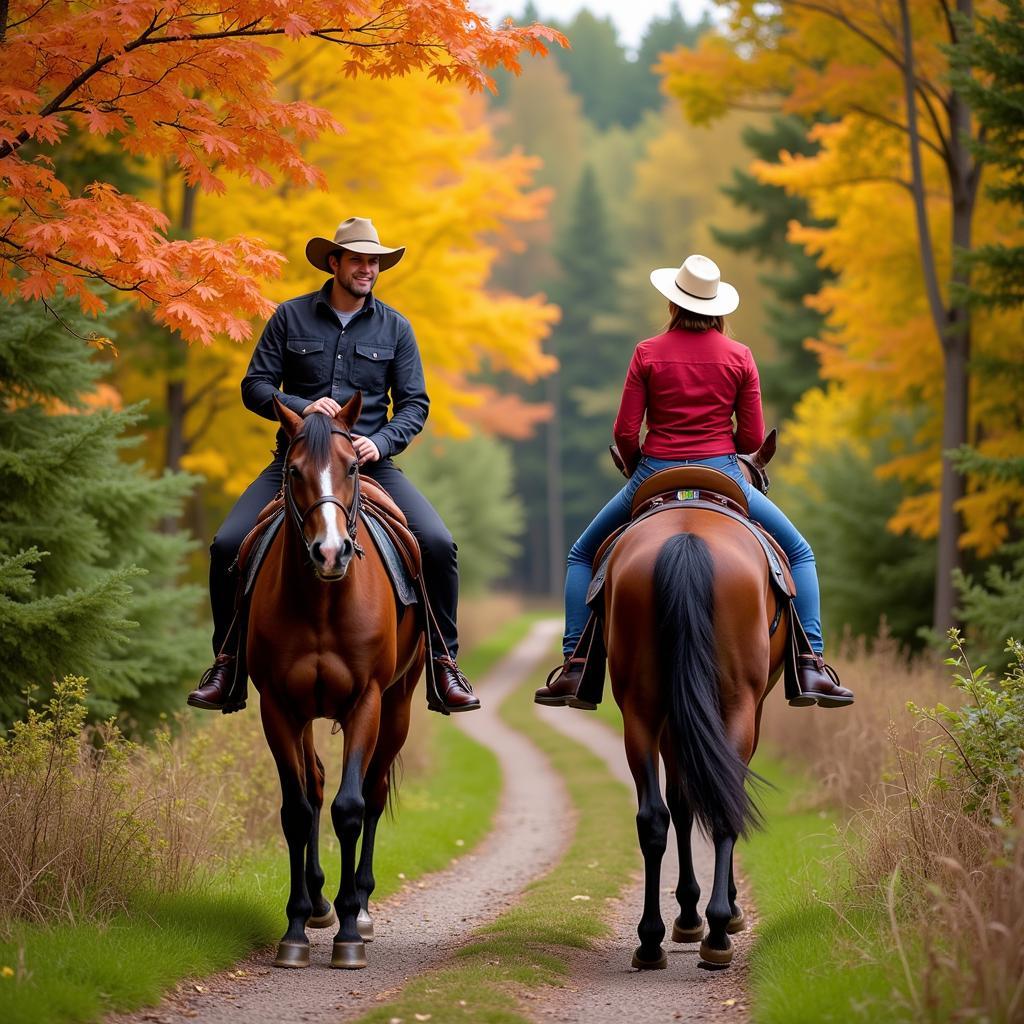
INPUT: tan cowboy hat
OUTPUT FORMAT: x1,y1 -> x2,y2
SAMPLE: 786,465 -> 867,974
650,254 -> 739,317
305,216 -> 405,273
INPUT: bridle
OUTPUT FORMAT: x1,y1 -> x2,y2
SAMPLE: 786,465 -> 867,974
283,426 -> 365,565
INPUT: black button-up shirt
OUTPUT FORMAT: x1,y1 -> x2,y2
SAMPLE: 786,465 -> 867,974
241,280 -> 430,459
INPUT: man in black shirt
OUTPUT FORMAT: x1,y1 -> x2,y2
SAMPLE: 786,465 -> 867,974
187,217 -> 479,715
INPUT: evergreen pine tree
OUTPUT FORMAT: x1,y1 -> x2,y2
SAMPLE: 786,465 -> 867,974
549,165 -> 631,544
0,300 -> 207,732
950,0 -> 1024,310
712,116 -> 833,419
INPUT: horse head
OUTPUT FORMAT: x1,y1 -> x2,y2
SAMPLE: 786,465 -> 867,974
274,392 -> 364,581
738,427 -> 777,495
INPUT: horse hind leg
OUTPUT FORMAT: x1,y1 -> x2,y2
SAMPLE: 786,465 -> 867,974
624,717 -> 670,970
700,831 -> 738,967
302,729 -> 336,929
661,736 -> 703,943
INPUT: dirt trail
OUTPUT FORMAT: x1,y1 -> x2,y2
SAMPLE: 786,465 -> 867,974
535,689 -> 753,1024
109,618 -> 571,1024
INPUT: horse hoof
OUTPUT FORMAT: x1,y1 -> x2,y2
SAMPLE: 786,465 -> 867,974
699,938 -> 733,966
631,946 -> 668,970
307,905 -> 337,929
672,917 -> 705,943
727,906 -> 746,934
331,940 -> 367,969
357,909 -> 374,942
273,942 -> 309,968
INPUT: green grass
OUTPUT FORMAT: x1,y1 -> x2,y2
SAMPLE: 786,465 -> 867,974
350,641 -> 639,1024
0,614 -> 538,1024
740,755 -> 896,1024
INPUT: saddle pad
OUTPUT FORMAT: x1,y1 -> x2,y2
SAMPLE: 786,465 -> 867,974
586,498 -> 794,608
362,513 -> 418,607
243,509 -> 284,597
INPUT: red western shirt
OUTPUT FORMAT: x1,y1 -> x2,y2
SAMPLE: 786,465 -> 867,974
612,328 -> 765,471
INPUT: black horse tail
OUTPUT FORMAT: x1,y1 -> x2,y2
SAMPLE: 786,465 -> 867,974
654,533 -> 762,839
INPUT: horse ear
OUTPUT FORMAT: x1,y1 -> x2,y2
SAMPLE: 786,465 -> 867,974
336,391 -> 362,429
273,395 -> 304,439
754,427 -> 778,469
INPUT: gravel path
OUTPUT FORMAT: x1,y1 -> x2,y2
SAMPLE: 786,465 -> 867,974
535,687 -> 753,1024
109,618 -> 571,1024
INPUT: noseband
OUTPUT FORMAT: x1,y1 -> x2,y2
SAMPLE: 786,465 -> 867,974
284,426 -> 365,564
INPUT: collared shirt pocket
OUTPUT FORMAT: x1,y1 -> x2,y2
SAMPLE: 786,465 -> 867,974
351,342 -> 395,393
285,335 -> 326,385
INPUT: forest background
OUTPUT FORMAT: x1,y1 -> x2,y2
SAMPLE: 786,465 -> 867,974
1,0 -> 1023,729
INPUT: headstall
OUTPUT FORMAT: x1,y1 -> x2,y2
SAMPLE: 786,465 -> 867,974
283,426 -> 365,564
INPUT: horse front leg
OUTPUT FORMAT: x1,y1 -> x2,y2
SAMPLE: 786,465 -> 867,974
353,673 -> 415,943
330,689 -> 381,970
262,704 -> 315,968
625,714 -> 670,970
700,831 -> 738,967
302,728 -> 336,929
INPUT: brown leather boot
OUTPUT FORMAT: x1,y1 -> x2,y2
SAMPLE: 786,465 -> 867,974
534,658 -> 590,708
428,656 -> 481,715
187,654 -> 243,712
791,654 -> 854,708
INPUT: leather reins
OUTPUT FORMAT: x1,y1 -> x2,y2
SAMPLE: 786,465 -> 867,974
284,426 -> 365,564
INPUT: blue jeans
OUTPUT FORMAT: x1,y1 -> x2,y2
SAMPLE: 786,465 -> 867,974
562,454 -> 823,656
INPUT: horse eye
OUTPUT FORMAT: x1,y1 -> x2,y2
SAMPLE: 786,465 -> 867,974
289,465 -> 300,477
347,463 -> 357,476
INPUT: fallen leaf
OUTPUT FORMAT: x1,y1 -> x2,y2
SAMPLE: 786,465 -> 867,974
571,894 -> 591,901
414,1015 -> 432,1022
454,838 -> 465,846
722,998 -> 737,1007
193,984 -> 206,993
1,967 -> 13,979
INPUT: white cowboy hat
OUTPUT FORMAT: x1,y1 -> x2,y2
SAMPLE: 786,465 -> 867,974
305,216 -> 405,273
650,254 -> 739,317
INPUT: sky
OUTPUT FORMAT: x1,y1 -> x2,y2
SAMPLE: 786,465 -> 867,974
487,1 -> 717,56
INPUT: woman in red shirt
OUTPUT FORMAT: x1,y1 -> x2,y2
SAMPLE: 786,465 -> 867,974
535,254 -> 853,709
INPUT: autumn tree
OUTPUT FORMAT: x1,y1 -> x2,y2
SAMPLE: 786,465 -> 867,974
0,1 -> 562,340
660,0 -> 1019,631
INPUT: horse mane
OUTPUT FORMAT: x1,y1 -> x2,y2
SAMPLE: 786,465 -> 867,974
294,412 -> 335,473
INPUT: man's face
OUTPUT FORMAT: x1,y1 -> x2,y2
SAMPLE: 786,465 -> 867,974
329,251 -> 379,298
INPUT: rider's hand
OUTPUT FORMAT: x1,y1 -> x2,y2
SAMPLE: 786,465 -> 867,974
352,436 -> 381,466
302,397 -> 341,417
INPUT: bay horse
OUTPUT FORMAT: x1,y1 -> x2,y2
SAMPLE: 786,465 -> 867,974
248,393 -> 424,970
603,440 -> 783,970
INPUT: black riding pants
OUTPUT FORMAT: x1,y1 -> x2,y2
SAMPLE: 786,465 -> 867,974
209,455 -> 459,659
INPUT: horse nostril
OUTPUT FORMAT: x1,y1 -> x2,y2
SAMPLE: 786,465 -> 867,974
339,538 -> 353,559
311,541 -> 323,564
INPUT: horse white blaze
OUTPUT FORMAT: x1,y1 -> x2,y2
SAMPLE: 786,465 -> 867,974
317,465 -> 345,567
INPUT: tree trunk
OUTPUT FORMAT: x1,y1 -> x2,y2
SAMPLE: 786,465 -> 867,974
545,368 -> 565,599
898,0 -> 974,631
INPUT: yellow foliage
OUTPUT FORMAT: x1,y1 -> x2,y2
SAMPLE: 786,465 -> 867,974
131,44 -> 559,499
662,0 -> 1024,553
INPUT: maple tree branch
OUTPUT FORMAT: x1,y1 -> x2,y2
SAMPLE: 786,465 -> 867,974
0,238 -> 158,298
848,103 -> 950,163
3,0 -> 53,38
803,174 -> 915,193
185,393 -> 229,450
183,373 -> 225,416
784,0 -> 949,109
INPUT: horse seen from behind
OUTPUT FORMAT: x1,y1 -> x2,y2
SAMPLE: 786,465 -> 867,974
602,436 -> 785,970
249,393 -> 424,971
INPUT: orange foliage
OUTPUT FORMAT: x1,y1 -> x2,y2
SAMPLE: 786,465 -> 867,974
0,1 -> 564,342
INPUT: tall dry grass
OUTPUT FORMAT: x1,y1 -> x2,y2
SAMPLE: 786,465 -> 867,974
758,627 -> 950,809
760,632 -> 1024,1022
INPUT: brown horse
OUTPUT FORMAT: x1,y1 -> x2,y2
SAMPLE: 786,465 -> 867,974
249,393 -> 424,970
603,444 -> 785,970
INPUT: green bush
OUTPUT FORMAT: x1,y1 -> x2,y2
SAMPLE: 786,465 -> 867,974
908,629 -> 1024,814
